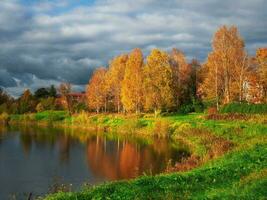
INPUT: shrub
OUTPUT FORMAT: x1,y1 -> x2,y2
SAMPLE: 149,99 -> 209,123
192,98 -> 204,113
36,103 -> 45,112
0,103 -> 8,114
172,123 -> 192,135
74,111 -> 90,124
73,103 -> 87,113
207,107 -> 218,115
178,104 -> 194,114
135,119 -> 150,128
220,103 -> 267,114
206,113 -> 249,121
153,119 -> 172,137
0,112 -> 9,123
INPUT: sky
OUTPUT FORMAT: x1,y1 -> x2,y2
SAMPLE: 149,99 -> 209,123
0,0 -> 266,97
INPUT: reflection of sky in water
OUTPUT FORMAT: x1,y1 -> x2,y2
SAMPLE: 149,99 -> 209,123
0,126 -> 189,199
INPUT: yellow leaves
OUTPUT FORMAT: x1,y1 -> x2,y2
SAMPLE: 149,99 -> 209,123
121,48 -> 144,112
201,25 -> 248,104
106,54 -> 128,112
144,49 -> 175,111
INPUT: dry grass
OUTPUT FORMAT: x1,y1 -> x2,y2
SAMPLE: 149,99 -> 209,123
153,119 -> 172,137
168,128 -> 233,172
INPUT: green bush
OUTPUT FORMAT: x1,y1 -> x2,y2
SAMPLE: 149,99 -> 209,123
192,98 -> 204,113
74,111 -> 90,124
178,104 -> 194,114
135,119 -> 150,128
220,103 -> 267,114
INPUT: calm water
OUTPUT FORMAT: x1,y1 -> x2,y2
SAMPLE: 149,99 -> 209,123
0,125 -> 189,199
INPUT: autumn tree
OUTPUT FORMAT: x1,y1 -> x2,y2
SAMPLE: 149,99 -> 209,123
144,49 -> 175,116
86,67 -> 108,113
201,25 -> 247,108
106,54 -> 128,113
18,89 -> 36,113
201,52 -> 224,109
256,48 -> 267,102
170,48 -> 197,106
49,85 -> 57,97
0,88 -> 10,106
0,88 -> 13,114
58,82 -> 73,115
121,48 -> 144,113
34,88 -> 50,99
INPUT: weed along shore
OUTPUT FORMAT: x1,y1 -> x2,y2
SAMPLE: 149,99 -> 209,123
2,111 -> 266,199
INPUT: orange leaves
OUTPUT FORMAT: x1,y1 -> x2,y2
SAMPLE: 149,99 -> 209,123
201,25 -> 248,105
256,48 -> 267,102
86,68 -> 107,113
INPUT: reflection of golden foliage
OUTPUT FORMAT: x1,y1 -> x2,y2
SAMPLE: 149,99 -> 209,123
0,125 -> 7,135
119,143 -> 140,178
86,136 -> 186,180
86,138 -> 141,180
87,138 -> 119,180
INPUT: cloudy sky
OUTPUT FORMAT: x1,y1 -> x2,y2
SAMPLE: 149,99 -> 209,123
0,0 -> 266,97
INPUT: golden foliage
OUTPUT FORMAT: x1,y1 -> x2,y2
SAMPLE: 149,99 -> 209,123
200,25 -> 249,106
143,49 -> 175,113
106,54 -> 128,112
121,48 -> 144,113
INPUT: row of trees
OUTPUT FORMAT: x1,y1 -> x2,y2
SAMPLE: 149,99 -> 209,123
0,25 -> 266,115
0,84 -> 87,114
200,26 -> 267,109
86,48 -> 200,114
0,85 -> 59,114
86,25 -> 266,114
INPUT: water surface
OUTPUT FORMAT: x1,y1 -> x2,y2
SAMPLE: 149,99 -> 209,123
0,125 -> 189,199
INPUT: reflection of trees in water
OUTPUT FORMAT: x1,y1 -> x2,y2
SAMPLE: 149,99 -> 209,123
86,137 -> 189,180
2,125 -> 190,177
0,126 -> 8,145
58,136 -> 71,163
86,137 -> 140,180
8,125 -> 74,162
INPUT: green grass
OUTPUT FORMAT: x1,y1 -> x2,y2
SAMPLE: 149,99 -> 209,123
9,111 -> 68,122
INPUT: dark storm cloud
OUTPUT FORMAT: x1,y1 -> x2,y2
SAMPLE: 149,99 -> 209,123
0,0 -> 266,96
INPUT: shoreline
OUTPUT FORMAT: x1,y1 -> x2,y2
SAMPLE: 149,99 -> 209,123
2,112 -> 266,199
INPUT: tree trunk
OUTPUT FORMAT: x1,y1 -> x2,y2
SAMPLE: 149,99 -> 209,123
104,98 -> 107,113
215,64 -> 219,110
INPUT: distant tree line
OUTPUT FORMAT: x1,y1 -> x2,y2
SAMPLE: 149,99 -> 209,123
0,25 -> 266,115
0,84 -> 86,114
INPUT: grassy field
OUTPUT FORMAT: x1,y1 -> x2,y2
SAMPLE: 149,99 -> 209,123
6,111 -> 267,199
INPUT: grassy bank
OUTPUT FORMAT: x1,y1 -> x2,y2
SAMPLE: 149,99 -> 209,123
45,144 -> 267,199
4,111 -> 267,199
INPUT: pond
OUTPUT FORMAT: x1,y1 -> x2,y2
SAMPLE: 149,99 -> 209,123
0,125 -> 190,199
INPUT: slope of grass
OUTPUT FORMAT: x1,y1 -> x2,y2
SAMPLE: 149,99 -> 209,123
45,144 -> 267,200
